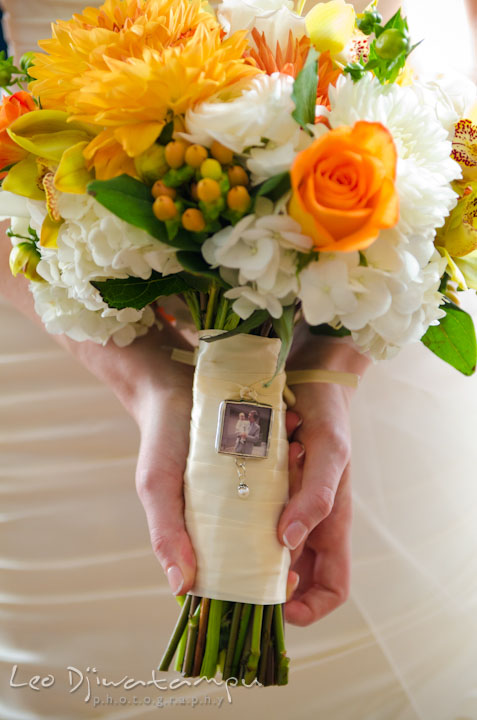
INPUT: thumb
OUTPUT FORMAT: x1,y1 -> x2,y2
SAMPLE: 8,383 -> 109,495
135,424 -> 196,596
278,424 -> 350,550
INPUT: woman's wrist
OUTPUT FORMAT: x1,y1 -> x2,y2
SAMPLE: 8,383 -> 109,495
286,322 -> 371,380
61,321 -> 194,424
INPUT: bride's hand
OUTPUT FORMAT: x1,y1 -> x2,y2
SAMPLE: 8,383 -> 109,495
279,329 -> 371,625
59,315 -> 198,598
124,323 -> 197,597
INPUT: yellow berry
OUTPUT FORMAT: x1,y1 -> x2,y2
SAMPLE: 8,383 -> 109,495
227,186 -> 251,213
200,158 -> 222,180
153,195 -> 178,221
185,144 -> 208,169
182,208 -> 206,232
165,140 -> 187,169
228,165 -> 249,187
197,177 -> 221,203
151,180 -> 176,200
190,183 -> 199,202
210,141 -> 234,165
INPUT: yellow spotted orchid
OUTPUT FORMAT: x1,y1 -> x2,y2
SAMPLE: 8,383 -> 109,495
451,119 -> 477,181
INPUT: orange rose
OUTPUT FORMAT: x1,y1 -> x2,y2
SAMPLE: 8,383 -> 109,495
0,91 -> 36,174
289,121 -> 399,253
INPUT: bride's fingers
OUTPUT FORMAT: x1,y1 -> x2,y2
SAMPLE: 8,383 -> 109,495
284,466 -> 352,626
286,410 -> 302,438
278,410 -> 350,551
135,416 -> 197,596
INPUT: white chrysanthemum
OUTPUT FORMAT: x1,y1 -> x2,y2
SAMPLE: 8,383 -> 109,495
217,0 -> 305,50
27,192 -> 180,346
203,212 -> 312,319
183,73 -> 309,183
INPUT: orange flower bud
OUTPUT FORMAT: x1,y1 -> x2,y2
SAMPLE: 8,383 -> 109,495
182,208 -> 206,232
210,141 -> 234,165
185,144 -> 208,168
227,165 -> 249,187
151,180 -> 177,200
153,195 -> 178,221
197,177 -> 221,203
227,185 -> 251,213
165,140 -> 187,169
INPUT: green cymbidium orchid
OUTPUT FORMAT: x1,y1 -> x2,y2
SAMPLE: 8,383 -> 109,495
436,181 -> 477,259
2,110 -> 96,246
6,110 -> 95,163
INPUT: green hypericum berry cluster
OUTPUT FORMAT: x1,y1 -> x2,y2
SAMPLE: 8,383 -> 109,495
0,51 -> 36,92
345,9 -> 417,85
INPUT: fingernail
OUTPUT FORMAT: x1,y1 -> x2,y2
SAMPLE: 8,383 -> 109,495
286,572 -> 300,601
283,521 -> 308,550
167,565 -> 184,595
297,443 -> 305,460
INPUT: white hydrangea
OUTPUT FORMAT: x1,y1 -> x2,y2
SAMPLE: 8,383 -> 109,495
217,0 -> 306,51
203,210 -> 312,319
298,73 -> 462,359
27,192 -> 181,346
183,73 -> 311,183
31,281 -> 155,347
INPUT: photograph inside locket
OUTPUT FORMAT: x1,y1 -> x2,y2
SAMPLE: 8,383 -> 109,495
218,402 -> 272,457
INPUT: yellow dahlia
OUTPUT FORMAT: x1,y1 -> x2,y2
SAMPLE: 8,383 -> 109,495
29,0 -> 260,177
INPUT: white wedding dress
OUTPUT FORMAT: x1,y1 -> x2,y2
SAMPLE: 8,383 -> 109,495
1,2 -> 477,719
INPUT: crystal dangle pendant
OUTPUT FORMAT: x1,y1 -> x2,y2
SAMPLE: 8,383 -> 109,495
235,459 -> 249,498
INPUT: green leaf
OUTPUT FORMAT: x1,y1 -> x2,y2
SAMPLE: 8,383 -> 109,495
267,304 -> 295,384
201,310 -> 269,342
92,272 -> 189,310
310,323 -> 351,338
87,175 -> 198,251
291,47 -> 319,131
176,251 -> 230,288
256,172 -> 291,202
421,304 -> 477,376
158,121 -> 174,146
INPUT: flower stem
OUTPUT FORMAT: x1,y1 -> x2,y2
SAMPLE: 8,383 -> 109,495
214,294 -> 229,330
182,600 -> 201,676
266,638 -> 275,686
223,602 -> 242,680
192,597 -> 210,675
158,594 -> 192,671
230,603 -> 252,679
184,290 -> 202,330
273,604 -> 290,686
243,604 -> 263,684
200,599 -> 223,678
174,621 -> 188,672
257,604 -> 274,685
204,282 -> 219,329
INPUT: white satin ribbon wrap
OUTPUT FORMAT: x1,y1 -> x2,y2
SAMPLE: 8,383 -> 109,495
184,331 -> 291,604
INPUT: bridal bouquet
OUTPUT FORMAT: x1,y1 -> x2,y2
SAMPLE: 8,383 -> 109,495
2,0 -> 477,686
